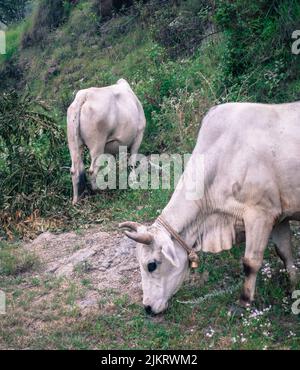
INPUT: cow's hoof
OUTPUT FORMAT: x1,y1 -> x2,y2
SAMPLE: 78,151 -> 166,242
239,299 -> 251,308
228,304 -> 246,318
239,290 -> 252,308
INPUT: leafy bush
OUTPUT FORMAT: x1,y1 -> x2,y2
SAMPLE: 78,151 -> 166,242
0,0 -> 30,24
0,58 -> 23,93
0,91 -> 69,225
93,0 -> 136,19
214,0 -> 300,102
150,0 -> 215,58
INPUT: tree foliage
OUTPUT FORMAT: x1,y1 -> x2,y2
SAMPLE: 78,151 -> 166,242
0,0 -> 29,25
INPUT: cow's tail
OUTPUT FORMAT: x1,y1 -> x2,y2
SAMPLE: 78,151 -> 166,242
67,90 -> 87,202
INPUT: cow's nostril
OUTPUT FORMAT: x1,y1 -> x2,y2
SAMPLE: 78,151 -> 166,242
144,305 -> 153,315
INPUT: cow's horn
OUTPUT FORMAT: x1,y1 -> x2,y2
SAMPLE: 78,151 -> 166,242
124,230 -> 153,245
119,221 -> 141,231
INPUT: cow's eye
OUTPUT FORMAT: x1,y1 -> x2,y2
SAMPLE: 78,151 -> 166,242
147,262 -> 157,273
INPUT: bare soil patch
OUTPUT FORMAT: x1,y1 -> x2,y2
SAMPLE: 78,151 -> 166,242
24,228 -> 142,310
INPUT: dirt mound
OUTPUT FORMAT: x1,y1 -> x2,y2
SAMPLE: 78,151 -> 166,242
24,228 -> 142,309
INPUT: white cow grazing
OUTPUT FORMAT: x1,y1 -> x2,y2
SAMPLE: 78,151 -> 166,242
121,101 -> 300,314
67,79 -> 146,204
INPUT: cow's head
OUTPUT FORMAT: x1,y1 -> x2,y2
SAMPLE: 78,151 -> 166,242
119,221 -> 189,314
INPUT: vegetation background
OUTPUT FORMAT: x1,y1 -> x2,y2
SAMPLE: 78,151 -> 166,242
0,0 -> 299,349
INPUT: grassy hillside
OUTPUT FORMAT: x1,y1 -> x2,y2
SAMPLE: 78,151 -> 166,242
0,0 -> 300,350
1,0 -> 299,238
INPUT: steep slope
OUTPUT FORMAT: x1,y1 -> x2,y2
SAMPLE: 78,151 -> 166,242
0,0 -> 300,237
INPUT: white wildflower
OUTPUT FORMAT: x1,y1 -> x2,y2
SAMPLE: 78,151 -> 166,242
205,327 -> 215,338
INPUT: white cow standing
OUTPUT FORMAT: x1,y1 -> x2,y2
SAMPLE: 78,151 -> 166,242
67,79 -> 146,204
121,101 -> 300,314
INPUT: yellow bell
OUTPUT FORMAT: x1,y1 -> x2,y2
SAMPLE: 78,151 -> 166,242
190,261 -> 198,269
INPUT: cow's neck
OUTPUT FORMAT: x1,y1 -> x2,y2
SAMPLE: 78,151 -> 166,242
155,151 -> 245,251
157,157 -> 205,247
159,197 -> 200,248
161,195 -> 199,234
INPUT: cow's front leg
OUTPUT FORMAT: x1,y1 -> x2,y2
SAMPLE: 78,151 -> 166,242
240,210 -> 274,307
272,220 -> 299,290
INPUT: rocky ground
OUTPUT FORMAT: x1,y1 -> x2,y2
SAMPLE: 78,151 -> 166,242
23,228 -> 142,312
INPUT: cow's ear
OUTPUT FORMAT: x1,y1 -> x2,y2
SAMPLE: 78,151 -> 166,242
161,241 -> 180,268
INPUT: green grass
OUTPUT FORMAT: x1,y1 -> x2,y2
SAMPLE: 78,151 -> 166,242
0,239 -> 299,349
0,21 -> 28,63
0,242 -> 39,276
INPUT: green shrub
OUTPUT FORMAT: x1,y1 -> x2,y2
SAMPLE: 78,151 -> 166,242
0,91 -> 69,221
150,0 -> 215,58
0,0 -> 29,24
214,0 -> 300,102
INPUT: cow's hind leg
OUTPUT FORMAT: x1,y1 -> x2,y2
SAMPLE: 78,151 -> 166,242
129,129 -> 144,168
70,143 -> 86,205
88,140 -> 107,191
271,220 -> 299,290
240,210 -> 274,307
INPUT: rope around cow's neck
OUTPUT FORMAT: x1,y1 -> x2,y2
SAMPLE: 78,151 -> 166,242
156,215 -> 199,269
